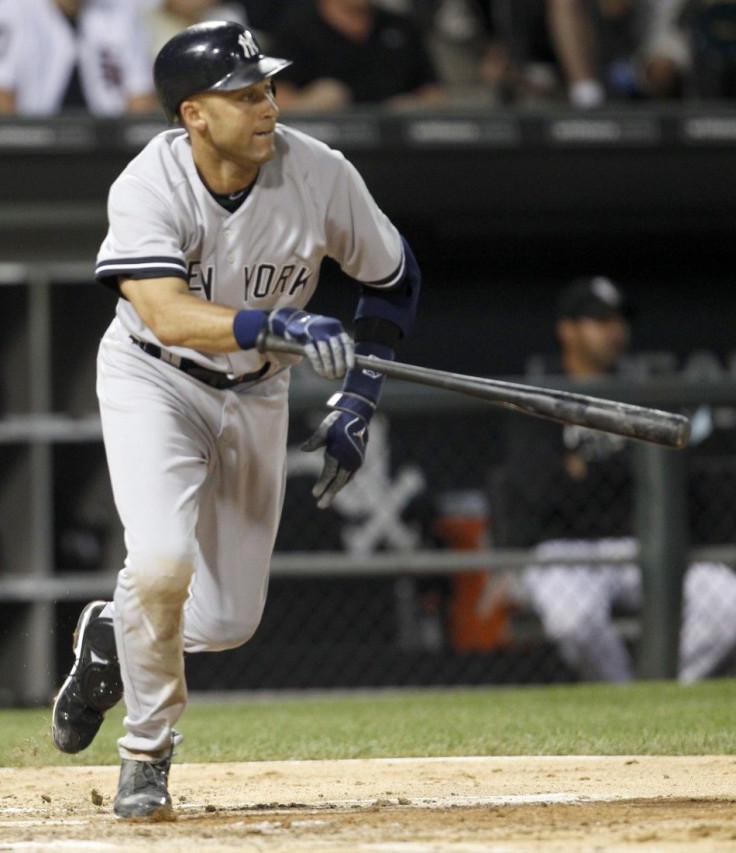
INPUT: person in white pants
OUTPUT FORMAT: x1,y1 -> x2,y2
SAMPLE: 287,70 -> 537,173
498,276 -> 736,683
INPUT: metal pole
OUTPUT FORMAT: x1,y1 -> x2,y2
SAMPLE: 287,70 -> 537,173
25,268 -> 55,704
634,443 -> 688,680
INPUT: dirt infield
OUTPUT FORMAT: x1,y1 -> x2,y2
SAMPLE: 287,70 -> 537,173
1,755 -> 735,851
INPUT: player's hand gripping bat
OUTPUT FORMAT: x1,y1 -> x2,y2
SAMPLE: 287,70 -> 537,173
257,331 -> 691,450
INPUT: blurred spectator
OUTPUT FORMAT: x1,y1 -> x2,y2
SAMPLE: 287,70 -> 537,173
582,0 -> 688,100
477,1 -> 689,108
493,276 -> 736,682
145,0 -> 248,57
477,0 -> 573,105
268,0 -> 448,112
681,0 -> 736,98
422,0 -> 500,103
466,0 -> 611,107
224,1 -> 307,43
0,0 -> 157,116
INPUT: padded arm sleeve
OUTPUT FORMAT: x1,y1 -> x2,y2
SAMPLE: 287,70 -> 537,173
353,236 -> 421,339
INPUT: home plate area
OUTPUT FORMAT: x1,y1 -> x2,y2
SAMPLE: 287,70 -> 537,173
0,756 -> 735,851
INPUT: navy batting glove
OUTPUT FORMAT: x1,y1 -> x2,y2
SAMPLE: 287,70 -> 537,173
301,341 -> 392,508
269,307 -> 354,380
301,392 -> 375,509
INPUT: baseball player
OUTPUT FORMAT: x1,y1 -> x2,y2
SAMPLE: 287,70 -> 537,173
501,278 -> 736,683
51,21 -> 420,820
0,0 -> 156,116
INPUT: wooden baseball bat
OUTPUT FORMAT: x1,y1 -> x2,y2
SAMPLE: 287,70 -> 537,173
256,332 -> 691,450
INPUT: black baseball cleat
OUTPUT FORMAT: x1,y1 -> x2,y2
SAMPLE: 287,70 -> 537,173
114,734 -> 180,820
52,600 -> 123,754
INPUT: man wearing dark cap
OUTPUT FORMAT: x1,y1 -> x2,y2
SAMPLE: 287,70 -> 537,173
554,276 -> 634,379
494,277 -> 736,683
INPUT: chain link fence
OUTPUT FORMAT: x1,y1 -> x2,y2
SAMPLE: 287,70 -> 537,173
180,366 -> 736,691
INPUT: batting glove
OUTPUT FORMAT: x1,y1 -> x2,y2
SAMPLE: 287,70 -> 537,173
301,340 -> 392,508
268,307 -> 354,380
301,392 -> 375,509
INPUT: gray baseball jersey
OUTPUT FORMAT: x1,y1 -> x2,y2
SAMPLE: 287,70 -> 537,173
97,124 -> 405,375
95,123 -> 405,758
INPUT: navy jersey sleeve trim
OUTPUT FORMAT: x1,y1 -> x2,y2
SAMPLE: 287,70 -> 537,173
96,256 -> 188,278
95,257 -> 188,292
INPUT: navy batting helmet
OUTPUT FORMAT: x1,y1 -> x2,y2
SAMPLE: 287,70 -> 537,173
153,21 -> 292,122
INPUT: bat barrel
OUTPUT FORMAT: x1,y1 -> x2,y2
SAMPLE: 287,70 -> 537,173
544,397 -> 691,449
368,358 -> 691,450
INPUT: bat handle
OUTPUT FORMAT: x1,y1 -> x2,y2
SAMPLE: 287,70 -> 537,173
257,330 -> 393,377
256,330 -> 308,357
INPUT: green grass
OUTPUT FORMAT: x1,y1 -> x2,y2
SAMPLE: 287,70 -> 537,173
5,679 -> 736,767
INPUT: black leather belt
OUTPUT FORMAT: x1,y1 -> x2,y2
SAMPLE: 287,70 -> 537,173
131,337 -> 270,390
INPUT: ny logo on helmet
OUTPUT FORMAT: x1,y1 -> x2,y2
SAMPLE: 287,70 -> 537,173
238,31 -> 259,59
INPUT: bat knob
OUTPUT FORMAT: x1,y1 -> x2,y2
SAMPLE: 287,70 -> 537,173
673,415 -> 692,450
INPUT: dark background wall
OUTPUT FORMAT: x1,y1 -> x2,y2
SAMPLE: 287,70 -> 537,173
313,228 -> 735,378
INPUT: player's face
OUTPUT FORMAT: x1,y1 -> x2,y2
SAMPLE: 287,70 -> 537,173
575,315 -> 630,373
560,313 -> 630,376
187,80 -> 280,169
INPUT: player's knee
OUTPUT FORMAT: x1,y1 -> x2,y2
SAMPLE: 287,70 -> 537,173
205,625 -> 257,651
126,551 -> 194,587
213,609 -> 264,650
185,606 -> 265,652
125,555 -> 194,637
